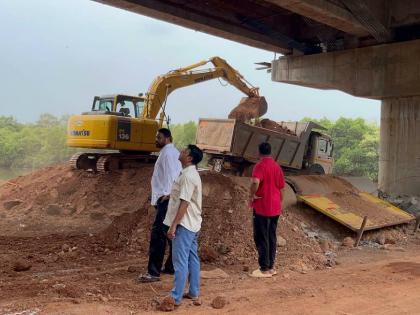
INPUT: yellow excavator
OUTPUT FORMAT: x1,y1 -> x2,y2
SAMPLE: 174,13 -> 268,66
67,57 -> 267,172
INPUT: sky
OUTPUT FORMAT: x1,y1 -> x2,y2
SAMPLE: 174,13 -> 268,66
0,0 -> 380,124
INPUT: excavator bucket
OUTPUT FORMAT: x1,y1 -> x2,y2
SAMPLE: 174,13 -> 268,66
228,96 -> 268,122
286,175 -> 414,232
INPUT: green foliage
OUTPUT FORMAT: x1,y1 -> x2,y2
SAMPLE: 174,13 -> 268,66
301,117 -> 379,181
0,114 -> 77,170
169,121 -> 197,150
0,114 -> 379,181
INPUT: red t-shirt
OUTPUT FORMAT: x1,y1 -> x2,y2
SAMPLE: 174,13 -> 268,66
251,156 -> 285,217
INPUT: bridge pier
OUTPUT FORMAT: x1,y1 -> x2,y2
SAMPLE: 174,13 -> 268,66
380,97 -> 420,195
272,40 -> 420,196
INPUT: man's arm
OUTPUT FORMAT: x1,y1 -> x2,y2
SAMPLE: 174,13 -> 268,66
167,199 -> 189,239
249,177 -> 261,207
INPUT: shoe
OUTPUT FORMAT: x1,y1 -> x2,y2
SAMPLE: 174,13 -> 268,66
269,269 -> 278,275
183,293 -> 202,306
137,273 -> 160,283
250,269 -> 272,278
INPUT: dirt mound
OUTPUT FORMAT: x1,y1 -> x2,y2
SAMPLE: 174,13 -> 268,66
228,96 -> 267,122
0,164 -> 339,272
258,119 -> 296,135
0,165 -> 152,237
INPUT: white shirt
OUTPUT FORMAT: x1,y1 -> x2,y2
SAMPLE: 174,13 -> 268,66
151,143 -> 182,205
164,165 -> 203,233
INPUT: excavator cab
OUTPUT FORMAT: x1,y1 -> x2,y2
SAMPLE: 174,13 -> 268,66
90,95 -> 145,118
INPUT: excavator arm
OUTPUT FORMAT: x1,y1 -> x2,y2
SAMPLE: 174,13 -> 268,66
141,56 -> 264,125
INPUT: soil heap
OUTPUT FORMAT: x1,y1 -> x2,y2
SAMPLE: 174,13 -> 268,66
0,164 -> 343,272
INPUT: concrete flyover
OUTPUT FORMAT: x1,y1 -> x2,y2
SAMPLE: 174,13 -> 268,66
94,0 -> 420,197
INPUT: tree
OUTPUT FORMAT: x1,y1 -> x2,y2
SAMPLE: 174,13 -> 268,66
169,121 -> 197,150
301,117 -> 379,181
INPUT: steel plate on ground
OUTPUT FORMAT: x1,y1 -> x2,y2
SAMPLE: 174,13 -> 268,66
287,175 -> 415,232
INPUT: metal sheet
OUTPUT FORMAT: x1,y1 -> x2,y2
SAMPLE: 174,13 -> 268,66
298,193 -> 414,232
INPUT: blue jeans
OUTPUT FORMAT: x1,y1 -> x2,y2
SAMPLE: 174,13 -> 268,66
171,225 -> 200,304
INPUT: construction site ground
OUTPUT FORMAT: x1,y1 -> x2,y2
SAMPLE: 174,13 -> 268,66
1,165 -> 420,314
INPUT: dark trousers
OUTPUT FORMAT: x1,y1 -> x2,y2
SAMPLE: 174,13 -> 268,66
147,198 -> 174,277
253,210 -> 279,271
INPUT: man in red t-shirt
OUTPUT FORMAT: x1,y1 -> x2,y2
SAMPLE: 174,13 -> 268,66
249,142 -> 285,278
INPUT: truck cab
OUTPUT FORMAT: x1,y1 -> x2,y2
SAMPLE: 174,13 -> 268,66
305,132 -> 334,174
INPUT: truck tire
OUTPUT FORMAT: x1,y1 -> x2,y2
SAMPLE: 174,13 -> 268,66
308,164 -> 325,175
212,159 -> 223,173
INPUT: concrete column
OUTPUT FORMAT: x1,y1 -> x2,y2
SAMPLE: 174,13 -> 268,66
379,97 -> 420,195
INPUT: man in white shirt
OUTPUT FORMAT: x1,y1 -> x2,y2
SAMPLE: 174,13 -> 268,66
159,144 -> 203,309
139,128 -> 182,283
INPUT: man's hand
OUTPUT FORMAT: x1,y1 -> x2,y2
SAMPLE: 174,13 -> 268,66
248,194 -> 262,207
167,225 -> 177,240
161,195 -> 170,201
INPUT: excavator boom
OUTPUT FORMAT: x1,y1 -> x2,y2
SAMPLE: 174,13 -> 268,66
142,56 -> 267,125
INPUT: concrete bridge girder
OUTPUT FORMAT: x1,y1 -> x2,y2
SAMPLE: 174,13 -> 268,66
272,39 -> 420,196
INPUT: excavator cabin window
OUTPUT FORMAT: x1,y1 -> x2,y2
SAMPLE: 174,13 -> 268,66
92,97 -> 113,112
115,96 -> 144,118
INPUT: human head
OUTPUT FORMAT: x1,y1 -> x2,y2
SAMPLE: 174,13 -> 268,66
258,142 -> 271,156
156,128 -> 172,148
179,144 -> 203,167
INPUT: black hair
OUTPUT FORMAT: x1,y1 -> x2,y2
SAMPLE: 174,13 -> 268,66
258,142 -> 271,155
187,144 -> 203,165
158,128 -> 172,141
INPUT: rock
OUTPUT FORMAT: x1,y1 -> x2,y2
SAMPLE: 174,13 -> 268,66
4,199 -> 23,210
46,204 -> 63,215
217,244 -> 230,255
158,295 -> 175,312
242,265 -> 250,272
319,239 -> 331,252
127,265 -> 140,273
342,237 -> 355,247
13,259 -> 32,272
381,244 -> 392,250
211,296 -> 227,309
62,244 -> 70,252
201,268 -> 229,279
377,234 -> 386,245
277,235 -> 287,247
200,246 -> 218,262
292,226 -> 299,232
99,295 -> 109,303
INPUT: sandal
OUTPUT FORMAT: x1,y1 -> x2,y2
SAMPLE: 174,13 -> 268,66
250,269 -> 273,278
183,293 -> 202,306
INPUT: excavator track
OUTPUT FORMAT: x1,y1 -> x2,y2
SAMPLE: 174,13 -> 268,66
96,155 -> 118,173
70,153 -> 158,174
69,153 -> 98,171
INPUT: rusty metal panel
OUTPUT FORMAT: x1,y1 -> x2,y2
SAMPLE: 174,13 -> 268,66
195,119 -> 235,153
298,193 -> 414,232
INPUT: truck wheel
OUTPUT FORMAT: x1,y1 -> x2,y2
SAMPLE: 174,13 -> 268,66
213,159 -> 223,173
308,164 -> 325,175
